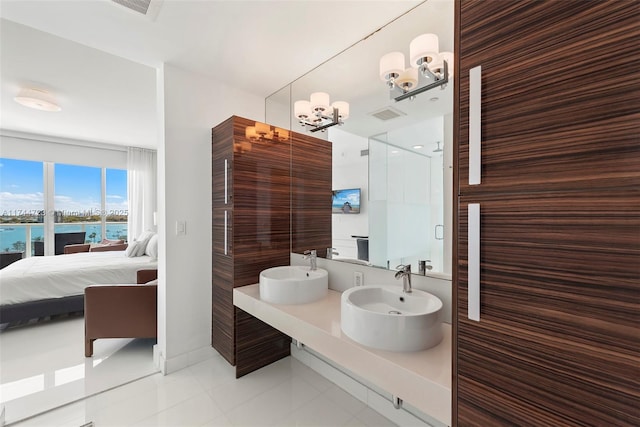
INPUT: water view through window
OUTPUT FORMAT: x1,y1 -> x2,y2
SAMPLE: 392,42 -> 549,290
0,158 -> 127,256
0,158 -> 44,254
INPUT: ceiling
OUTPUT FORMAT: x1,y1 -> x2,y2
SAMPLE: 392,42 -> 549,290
267,0 -> 453,149
0,0 -> 423,149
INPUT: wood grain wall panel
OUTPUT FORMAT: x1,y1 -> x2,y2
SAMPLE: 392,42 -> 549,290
291,131 -> 332,255
456,191 -> 640,426
235,307 -> 291,378
213,116 -> 333,377
455,2 -> 640,425
231,125 -> 293,376
212,117 -> 235,363
232,124 -> 291,289
211,278 -> 234,364
457,0 -> 640,195
215,116 -> 292,366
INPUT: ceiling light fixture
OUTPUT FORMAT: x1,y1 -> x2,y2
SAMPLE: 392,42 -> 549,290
294,92 -> 349,133
14,88 -> 62,112
380,33 -> 453,102
413,145 -> 424,149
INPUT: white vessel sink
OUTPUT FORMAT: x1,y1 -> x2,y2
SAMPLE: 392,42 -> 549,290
259,266 -> 328,305
341,285 -> 443,352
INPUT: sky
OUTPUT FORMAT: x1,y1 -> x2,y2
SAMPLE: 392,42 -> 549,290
0,158 -> 127,217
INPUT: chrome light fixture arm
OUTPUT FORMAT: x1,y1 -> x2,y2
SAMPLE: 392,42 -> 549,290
392,60 -> 449,102
301,108 -> 343,133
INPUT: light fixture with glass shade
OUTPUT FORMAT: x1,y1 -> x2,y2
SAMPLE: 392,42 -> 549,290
244,121 -> 289,147
14,88 -> 62,112
379,52 -> 405,89
294,92 -> 349,133
380,33 -> 453,102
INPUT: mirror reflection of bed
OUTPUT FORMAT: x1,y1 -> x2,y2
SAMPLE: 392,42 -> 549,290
0,233 -> 159,423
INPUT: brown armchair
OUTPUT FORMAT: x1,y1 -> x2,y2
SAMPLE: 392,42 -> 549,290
63,243 -> 128,254
89,243 -> 128,252
63,244 -> 91,254
84,269 -> 158,357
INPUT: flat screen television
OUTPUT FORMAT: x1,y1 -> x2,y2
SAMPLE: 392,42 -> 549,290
332,188 -> 361,214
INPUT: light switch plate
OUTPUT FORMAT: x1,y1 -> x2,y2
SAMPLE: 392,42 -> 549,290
176,220 -> 186,236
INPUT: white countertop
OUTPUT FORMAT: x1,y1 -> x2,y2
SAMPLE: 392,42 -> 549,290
233,285 -> 451,425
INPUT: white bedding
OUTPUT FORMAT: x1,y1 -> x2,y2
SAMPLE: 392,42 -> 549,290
0,251 -> 158,306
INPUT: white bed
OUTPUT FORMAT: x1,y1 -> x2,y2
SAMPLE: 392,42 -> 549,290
0,251 -> 158,307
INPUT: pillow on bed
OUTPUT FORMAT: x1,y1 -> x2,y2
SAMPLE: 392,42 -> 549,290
133,231 -> 155,257
125,240 -> 140,257
145,234 -> 158,260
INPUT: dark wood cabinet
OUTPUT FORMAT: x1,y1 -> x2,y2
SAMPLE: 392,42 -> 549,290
291,130 -> 332,255
457,0 -> 639,196
454,1 -> 640,425
212,115 -> 331,377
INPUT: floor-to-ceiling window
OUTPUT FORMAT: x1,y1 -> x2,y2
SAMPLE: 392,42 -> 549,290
0,157 -> 128,257
0,158 -> 44,256
54,163 -> 102,243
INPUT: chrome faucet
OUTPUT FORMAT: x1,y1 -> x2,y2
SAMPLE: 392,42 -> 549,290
395,264 -> 412,293
326,248 -> 339,259
418,260 -> 433,275
303,249 -> 317,271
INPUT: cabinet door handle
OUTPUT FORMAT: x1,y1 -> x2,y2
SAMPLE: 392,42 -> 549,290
468,203 -> 481,321
469,65 -> 482,185
224,210 -> 228,255
224,159 -> 228,204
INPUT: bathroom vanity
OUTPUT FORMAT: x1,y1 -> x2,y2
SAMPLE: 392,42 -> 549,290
234,284 -> 452,426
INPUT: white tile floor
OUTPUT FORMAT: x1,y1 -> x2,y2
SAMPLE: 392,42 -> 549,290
1,316 -> 158,424
2,316 -> 398,426
11,354 -> 398,427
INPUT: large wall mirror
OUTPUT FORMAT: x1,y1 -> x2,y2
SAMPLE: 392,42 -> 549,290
266,0 -> 453,277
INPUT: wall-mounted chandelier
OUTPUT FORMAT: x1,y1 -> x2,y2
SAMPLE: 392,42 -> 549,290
294,92 -> 349,133
379,33 -> 453,102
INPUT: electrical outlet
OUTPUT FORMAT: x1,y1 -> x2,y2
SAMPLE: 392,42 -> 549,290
353,271 -> 364,286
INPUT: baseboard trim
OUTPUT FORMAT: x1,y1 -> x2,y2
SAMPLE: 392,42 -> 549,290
155,344 -> 218,375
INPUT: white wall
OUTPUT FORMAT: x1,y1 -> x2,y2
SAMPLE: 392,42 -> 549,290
443,113 -> 453,276
329,128 -> 368,260
386,148 -> 430,269
157,63 -> 264,373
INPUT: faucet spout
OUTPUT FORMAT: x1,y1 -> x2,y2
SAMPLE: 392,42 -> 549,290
303,249 -> 317,271
395,264 -> 412,293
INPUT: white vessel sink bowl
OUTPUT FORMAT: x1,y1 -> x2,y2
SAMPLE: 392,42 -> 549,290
341,285 -> 443,352
259,266 -> 328,305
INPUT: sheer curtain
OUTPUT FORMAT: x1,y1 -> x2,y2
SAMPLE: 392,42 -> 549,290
127,147 -> 157,240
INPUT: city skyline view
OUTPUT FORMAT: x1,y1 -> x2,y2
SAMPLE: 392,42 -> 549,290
0,158 -> 127,218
